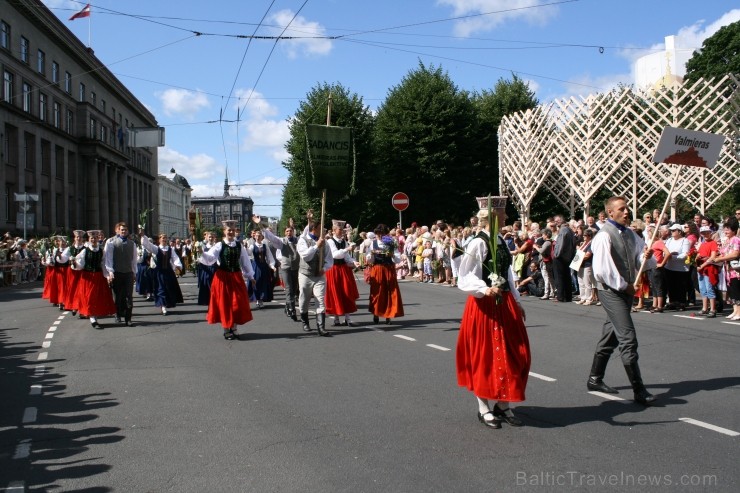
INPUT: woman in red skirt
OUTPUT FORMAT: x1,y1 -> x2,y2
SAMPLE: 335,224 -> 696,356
60,230 -> 87,316
366,224 -> 404,325
198,220 -> 256,340
42,236 -> 69,310
456,197 -> 530,429
74,230 -> 117,329
326,220 -> 361,326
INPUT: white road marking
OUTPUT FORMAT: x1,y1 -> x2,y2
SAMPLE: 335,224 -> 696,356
22,407 -> 37,424
57,316 -> 65,320
721,321 -> 740,326
34,365 -> 45,374
673,315 -> 701,320
52,321 -> 60,325
529,372 -> 557,382
5,481 -> 25,492
48,327 -> 56,332
426,344 -> 450,351
45,333 -> 54,339
679,417 -> 740,437
29,385 -> 42,396
37,352 -> 48,361
588,391 -> 626,401
62,311 -> 69,315
12,439 -> 31,459
41,341 -> 51,349
393,335 -> 416,342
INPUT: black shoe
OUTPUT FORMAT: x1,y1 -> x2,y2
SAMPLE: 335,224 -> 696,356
633,388 -> 656,405
587,377 -> 619,394
385,318 -> 391,325
301,313 -> 313,332
59,304 -> 64,311
373,315 -> 379,324
624,362 -> 655,406
79,314 -> 87,319
493,404 -> 524,427
125,320 -> 134,327
115,316 -> 122,324
91,321 -> 101,329
223,330 -> 236,340
332,319 -> 342,327
477,411 -> 501,429
72,310 -> 77,316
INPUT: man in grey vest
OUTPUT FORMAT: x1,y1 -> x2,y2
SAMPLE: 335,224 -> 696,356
297,217 -> 333,337
104,222 -> 138,326
257,216 -> 301,321
587,196 -> 656,405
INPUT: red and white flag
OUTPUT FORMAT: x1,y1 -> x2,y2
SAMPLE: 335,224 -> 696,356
69,3 -> 91,21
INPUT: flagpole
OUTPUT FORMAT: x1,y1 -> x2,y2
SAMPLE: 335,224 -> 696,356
318,92 -> 332,267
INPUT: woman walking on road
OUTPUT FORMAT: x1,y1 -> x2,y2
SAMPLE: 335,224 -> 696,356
456,196 -> 530,429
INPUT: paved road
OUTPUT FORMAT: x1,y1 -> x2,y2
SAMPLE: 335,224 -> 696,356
1,276 -> 738,492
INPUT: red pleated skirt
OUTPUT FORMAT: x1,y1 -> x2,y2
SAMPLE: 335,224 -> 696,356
77,270 -> 117,317
456,292 -> 531,402
47,265 -> 68,305
63,268 -> 83,311
368,264 -> 404,319
207,270 -> 253,329
325,264 -> 359,315
42,265 -> 55,300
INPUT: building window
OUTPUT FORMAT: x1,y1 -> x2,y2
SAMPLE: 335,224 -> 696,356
52,61 -> 59,83
53,102 -> 60,128
55,145 -> 64,178
101,99 -> 106,113
90,118 -> 96,138
1,21 -> 10,51
20,36 -> 29,63
39,93 -> 47,121
37,49 -> 45,75
90,91 -> 96,106
68,151 -> 76,184
56,193 -> 64,226
64,71 -> 71,93
22,82 -> 32,113
4,185 -> 12,221
41,139 -> 50,175
66,109 -> 73,133
2,70 -> 12,103
24,133 -> 35,171
79,82 -> 85,102
41,190 -> 50,226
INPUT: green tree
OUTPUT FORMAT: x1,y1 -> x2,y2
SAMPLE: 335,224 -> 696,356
472,74 -> 539,221
685,21 -> 740,83
373,62 -> 478,226
281,82 -> 374,231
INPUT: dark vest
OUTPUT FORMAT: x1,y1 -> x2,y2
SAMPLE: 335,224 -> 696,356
154,248 -> 172,271
219,242 -> 242,272
474,231 -> 511,290
595,221 -> 636,290
83,248 -> 103,272
109,236 -> 135,273
372,239 -> 395,265
278,238 -> 299,271
330,238 -> 347,265
298,235 -> 323,277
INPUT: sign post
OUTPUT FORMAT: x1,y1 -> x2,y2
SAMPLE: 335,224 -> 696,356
392,192 -> 409,230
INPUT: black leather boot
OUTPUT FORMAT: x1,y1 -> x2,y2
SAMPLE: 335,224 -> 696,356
624,361 -> 655,405
301,312 -> 313,332
290,302 -> 298,321
316,312 -> 332,337
587,354 -> 618,394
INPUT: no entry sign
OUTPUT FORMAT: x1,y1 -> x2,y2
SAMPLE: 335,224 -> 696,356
392,192 -> 409,211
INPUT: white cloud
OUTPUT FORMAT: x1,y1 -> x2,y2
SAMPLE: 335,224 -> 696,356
230,88 -> 291,163
232,89 -> 279,120
158,147 -> 223,181
267,10 -> 333,59
157,88 -> 211,119
522,78 -> 540,95
437,0 -> 559,37
548,73 -> 632,102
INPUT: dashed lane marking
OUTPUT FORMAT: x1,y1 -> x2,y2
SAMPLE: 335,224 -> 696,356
12,439 -> 31,459
29,385 -> 41,396
44,333 -> 54,339
721,321 -> 740,326
426,344 -> 450,351
393,335 -> 416,342
529,372 -> 557,382
679,418 -> 740,437
41,341 -> 51,349
56,316 -> 65,320
21,408 -> 37,424
588,391 -> 627,401
5,481 -> 25,492
48,327 -> 56,332
52,321 -> 60,325
37,352 -> 48,361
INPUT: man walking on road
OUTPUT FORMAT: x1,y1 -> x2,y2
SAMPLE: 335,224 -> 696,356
104,222 -> 138,326
587,196 -> 656,405
552,215 -> 576,302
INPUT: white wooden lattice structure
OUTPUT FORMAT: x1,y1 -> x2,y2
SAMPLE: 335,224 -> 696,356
499,74 -> 740,221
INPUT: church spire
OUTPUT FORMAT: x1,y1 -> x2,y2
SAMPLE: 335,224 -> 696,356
223,168 -> 230,197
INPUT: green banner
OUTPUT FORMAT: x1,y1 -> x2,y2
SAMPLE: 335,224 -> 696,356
304,124 -> 354,192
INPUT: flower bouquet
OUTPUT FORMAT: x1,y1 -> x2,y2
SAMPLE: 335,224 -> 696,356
138,208 -> 154,232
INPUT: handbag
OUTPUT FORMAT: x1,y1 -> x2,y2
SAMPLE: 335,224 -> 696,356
568,249 -> 586,271
730,259 -> 740,272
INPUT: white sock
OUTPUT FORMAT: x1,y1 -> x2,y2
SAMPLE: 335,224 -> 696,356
89,317 -> 97,323
345,315 -> 352,323
476,397 -> 492,418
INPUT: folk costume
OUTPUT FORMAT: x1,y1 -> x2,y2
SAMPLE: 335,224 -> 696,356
196,237 -> 217,306
251,235 -> 276,307
59,231 -> 87,315
104,226 -> 138,325
366,226 -> 404,324
456,197 -> 530,429
588,210 -> 656,406
297,224 -> 334,336
43,238 -> 69,310
263,227 -> 300,321
74,231 -> 116,328
199,221 -> 256,340
135,245 -> 154,300
325,220 -> 360,326
141,235 -> 184,314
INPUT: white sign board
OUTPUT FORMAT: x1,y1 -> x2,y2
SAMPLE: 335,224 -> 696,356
128,127 -> 166,147
652,126 -> 725,170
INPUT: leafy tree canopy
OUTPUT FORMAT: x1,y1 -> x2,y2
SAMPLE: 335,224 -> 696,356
685,21 -> 740,83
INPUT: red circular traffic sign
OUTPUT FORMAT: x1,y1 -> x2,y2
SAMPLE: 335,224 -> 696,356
392,192 -> 409,211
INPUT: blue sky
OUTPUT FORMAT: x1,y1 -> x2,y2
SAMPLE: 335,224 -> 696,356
44,0 -> 739,218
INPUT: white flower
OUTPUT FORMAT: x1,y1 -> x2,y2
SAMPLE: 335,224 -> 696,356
488,272 -> 507,288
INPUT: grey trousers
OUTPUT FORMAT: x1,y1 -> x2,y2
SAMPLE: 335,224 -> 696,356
112,271 -> 134,320
298,272 -> 326,315
280,268 -> 299,306
594,286 -> 639,365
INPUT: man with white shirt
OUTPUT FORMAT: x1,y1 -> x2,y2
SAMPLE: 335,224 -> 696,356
297,213 -> 334,337
104,222 -> 138,326
587,196 -> 656,405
